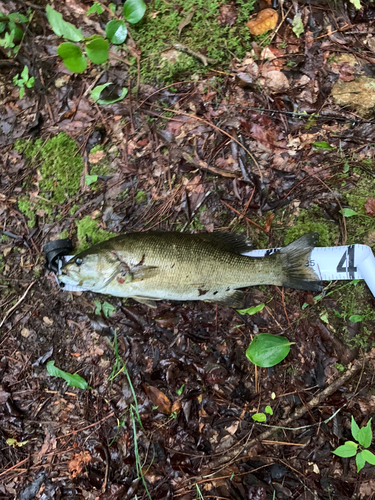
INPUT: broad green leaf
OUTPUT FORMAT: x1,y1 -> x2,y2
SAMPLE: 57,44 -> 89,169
57,42 -> 87,73
46,5 -> 84,42
85,174 -> 98,186
8,12 -> 29,23
265,405 -> 273,415
87,2 -> 104,15
351,416 -> 360,441
292,13 -> 304,38
90,82 -> 112,101
246,334 -> 293,368
46,360 -> 89,389
252,413 -> 266,422
26,77 -> 35,88
349,314 -> 364,323
356,451 -> 365,472
333,441 -> 358,458
362,449 -> 375,465
357,419 -> 372,448
105,20 -> 127,44
21,65 -> 29,81
237,303 -> 265,316
312,141 -> 336,151
85,36 -> 109,64
102,301 -> 116,318
123,0 -> 146,24
349,0 -> 361,9
341,208 -> 357,217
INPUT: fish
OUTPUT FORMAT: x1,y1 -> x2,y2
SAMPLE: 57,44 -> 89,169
58,231 -> 322,308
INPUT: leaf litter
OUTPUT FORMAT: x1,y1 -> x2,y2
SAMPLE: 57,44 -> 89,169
1,0 -> 375,498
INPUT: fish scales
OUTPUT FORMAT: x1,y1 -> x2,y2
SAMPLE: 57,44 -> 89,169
59,231 -> 322,308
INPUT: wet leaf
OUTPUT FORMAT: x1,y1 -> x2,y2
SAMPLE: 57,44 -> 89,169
246,9 -> 278,36
46,361 -> 89,389
237,303 -> 265,315
123,0 -> 146,24
105,20 -> 127,44
90,83 -> 128,104
246,334 -> 293,368
57,42 -> 87,73
87,2 -> 104,15
85,175 -> 98,186
365,197 -> 375,217
86,36 -> 109,64
332,441 -> 358,457
144,385 -> 172,415
46,5 -> 84,42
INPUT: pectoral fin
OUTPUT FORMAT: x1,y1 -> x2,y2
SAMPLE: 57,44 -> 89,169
131,296 -> 159,308
131,266 -> 159,282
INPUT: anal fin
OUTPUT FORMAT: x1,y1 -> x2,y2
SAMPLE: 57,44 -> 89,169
205,290 -> 244,308
131,296 -> 159,308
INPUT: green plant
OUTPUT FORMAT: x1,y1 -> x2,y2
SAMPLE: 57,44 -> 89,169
46,1 -> 145,76
13,65 -> 35,98
252,406 -> 273,422
0,10 -> 29,55
333,417 -> 375,472
46,360 -> 90,389
246,334 -> 294,368
94,300 -> 116,318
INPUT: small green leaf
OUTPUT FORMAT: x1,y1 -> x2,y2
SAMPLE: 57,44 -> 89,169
21,65 -> 29,81
237,303 -> 265,316
94,300 -> 102,315
91,83 -> 128,104
320,312 -> 329,324
332,441 -> 358,458
46,5 -> 84,42
85,174 -> 98,186
102,301 -> 116,318
349,314 -> 364,323
19,86 -> 25,99
301,302 -> 309,310
87,2 -> 104,15
361,449 -> 375,465
46,360 -> 89,389
291,13 -> 304,38
246,334 -> 293,368
85,36 -> 109,64
351,416 -> 360,441
252,413 -> 266,422
123,0 -> 146,24
109,3 -> 117,14
341,208 -> 358,217
349,0 -> 362,9
357,419 -> 372,448
312,141 -> 336,151
105,20 -> 127,44
91,83 -> 111,102
26,77 -> 35,88
265,405 -> 273,415
356,451 -> 366,472
57,42 -> 87,73
8,12 -> 29,23
176,384 -> 185,396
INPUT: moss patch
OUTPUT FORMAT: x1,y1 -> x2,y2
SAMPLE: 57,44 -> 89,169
75,216 -> 116,252
14,133 -> 83,227
131,0 -> 256,83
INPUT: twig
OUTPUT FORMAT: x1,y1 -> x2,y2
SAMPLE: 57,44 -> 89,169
173,43 -> 217,66
220,200 -> 266,233
0,281 -> 35,328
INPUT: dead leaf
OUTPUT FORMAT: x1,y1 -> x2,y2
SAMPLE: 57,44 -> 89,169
89,150 -> 105,164
260,69 -> 289,92
178,8 -> 195,37
144,385 -> 172,415
68,451 -> 91,478
247,9 -> 278,36
218,4 -> 238,27
365,197 -> 375,217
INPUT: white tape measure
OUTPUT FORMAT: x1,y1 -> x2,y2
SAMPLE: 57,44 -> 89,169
244,245 -> 375,297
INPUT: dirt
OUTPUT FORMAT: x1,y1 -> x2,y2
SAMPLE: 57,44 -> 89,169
2,0 -> 375,499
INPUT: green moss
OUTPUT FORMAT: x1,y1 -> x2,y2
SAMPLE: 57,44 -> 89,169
14,133 -> 83,226
1,235 -> 9,242
75,216 -> 116,252
345,170 -> 375,245
131,0 -> 256,83
59,229 -> 69,239
283,208 -> 339,246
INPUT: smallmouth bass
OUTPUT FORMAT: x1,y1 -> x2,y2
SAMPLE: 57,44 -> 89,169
58,231 -> 321,308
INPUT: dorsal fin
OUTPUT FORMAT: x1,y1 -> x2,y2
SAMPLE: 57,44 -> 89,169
195,232 -> 252,254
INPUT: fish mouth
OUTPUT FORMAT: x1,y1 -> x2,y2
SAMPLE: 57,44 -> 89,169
58,265 -> 121,292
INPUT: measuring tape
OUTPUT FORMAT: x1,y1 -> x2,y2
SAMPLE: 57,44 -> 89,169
244,244 -> 375,297
52,245 -> 375,297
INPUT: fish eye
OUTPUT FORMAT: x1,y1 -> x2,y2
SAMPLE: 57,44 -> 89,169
75,258 -> 83,266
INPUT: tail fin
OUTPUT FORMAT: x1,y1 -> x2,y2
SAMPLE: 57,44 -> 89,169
278,233 -> 322,292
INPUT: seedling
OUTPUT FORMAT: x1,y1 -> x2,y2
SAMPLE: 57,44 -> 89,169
252,405 -> 273,422
332,416 -> 375,472
13,65 -> 35,98
94,300 -> 116,318
0,10 -> 29,55
46,360 -> 89,389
